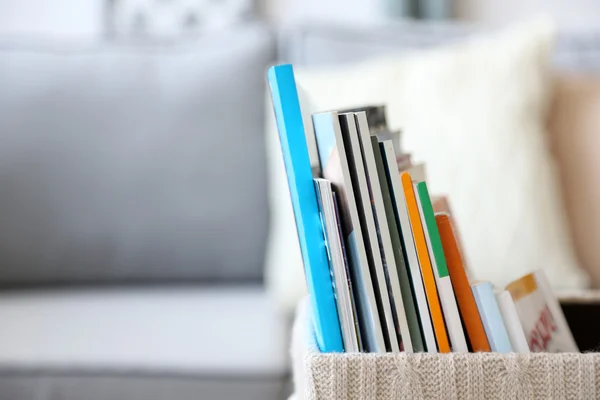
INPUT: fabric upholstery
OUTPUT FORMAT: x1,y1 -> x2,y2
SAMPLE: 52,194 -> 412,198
0,286 -> 290,400
109,0 -> 255,38
0,375 -> 286,400
0,286 -> 288,374
0,24 -> 274,285
0,285 -> 289,400
548,74 -> 600,288
279,20 -> 600,71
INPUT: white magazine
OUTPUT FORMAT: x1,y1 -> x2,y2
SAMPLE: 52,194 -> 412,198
506,270 -> 578,353
314,179 -> 360,352
534,270 -> 579,352
496,290 -> 530,353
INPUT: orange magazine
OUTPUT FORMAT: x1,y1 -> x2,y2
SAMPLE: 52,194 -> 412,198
436,214 -> 491,352
401,172 -> 450,353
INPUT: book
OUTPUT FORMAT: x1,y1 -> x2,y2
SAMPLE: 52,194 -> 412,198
311,111 -> 386,353
415,182 -> 468,353
405,163 -> 427,182
472,281 -> 513,353
332,191 -> 364,350
382,141 -> 436,353
495,290 -> 530,353
534,271 -> 579,352
431,196 -> 473,279
355,119 -> 421,354
401,172 -> 450,353
341,105 -> 389,135
505,270 -> 579,352
354,111 -> 412,352
314,178 -> 360,352
371,135 -> 424,353
267,64 -> 343,352
396,153 -> 412,171
338,112 -> 398,352
436,213 -> 490,352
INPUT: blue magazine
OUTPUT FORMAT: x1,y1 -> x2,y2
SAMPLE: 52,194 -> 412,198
267,64 -> 344,352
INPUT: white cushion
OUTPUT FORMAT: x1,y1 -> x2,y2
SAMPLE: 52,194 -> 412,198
264,18 -> 590,314
0,286 -> 288,375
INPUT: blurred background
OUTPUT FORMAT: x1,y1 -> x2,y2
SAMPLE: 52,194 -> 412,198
0,1 -> 599,400
2,0 -> 600,35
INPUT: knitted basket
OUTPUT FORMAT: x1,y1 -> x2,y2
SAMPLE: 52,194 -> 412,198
291,295 -> 600,400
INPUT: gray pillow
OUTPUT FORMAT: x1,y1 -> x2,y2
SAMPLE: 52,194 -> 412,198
0,24 -> 274,285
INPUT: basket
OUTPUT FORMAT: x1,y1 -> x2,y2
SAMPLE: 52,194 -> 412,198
291,294 -> 600,400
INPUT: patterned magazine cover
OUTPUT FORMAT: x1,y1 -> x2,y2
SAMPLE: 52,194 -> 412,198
506,270 -> 578,352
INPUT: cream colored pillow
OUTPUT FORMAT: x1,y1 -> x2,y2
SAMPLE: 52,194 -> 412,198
264,18 -> 590,314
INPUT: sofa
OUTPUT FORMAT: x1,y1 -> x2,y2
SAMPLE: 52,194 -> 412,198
0,21 -> 292,400
0,10 -> 599,400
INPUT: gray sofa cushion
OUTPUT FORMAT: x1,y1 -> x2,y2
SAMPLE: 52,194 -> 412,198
0,375 -> 288,400
0,286 -> 290,400
0,24 -> 274,285
0,287 -> 289,373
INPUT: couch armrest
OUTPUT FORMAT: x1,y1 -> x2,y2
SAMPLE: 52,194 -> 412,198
548,73 -> 600,288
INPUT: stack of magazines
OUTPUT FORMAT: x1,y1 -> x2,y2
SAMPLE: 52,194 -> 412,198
268,64 -> 578,354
